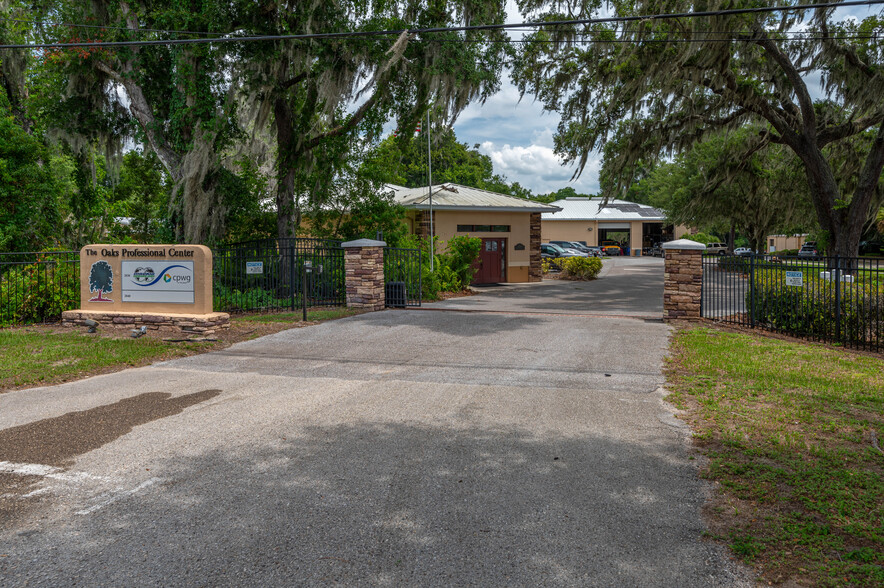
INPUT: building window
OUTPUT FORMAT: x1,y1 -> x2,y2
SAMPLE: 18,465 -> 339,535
456,224 -> 510,233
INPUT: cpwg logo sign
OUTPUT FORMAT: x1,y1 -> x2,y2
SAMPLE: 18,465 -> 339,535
121,261 -> 195,304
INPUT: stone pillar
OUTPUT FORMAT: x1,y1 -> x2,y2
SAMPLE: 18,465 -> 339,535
662,239 -> 706,321
343,239 -> 386,311
529,212 -> 542,282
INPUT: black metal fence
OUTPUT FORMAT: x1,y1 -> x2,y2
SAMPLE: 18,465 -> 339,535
384,247 -> 422,307
213,239 -> 345,313
702,254 -> 883,351
0,251 -> 80,326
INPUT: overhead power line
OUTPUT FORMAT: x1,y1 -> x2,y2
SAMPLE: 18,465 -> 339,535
0,0 -> 882,50
0,17 -> 222,38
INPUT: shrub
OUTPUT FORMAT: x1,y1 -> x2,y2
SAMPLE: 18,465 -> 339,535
213,283 -> 293,313
542,258 -> 562,274
559,256 -> 603,280
438,235 -> 482,287
717,255 -> 751,273
747,270 -> 884,344
0,257 -> 80,325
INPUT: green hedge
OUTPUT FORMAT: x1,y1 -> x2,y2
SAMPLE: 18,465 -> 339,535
748,270 -> 884,344
717,255 -> 751,273
0,260 -> 80,326
560,256 -> 603,280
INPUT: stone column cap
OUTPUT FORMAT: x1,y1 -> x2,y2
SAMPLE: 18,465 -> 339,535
662,239 -> 706,251
342,238 -> 387,248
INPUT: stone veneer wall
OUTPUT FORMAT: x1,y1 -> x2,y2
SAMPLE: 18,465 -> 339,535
414,210 -> 435,239
344,242 -> 385,311
61,310 -> 230,336
529,212 -> 542,282
663,247 -> 703,320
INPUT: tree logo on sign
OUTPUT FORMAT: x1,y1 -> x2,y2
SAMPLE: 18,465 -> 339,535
88,260 -> 114,302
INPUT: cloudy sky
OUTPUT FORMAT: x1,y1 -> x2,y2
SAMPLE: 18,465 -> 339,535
447,1 -> 879,196
452,1 -> 593,196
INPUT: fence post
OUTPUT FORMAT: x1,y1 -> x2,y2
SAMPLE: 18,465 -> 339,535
290,245 -> 296,311
749,254 -> 756,328
834,255 -> 841,343
342,239 -> 387,311
662,239 -> 706,321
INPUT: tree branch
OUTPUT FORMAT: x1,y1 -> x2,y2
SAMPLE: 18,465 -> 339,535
279,72 -> 308,91
751,27 -> 816,137
818,112 -> 884,147
301,31 -> 412,153
849,120 -> 884,228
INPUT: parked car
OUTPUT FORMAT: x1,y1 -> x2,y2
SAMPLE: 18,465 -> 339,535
600,241 -> 621,256
733,247 -> 754,256
585,246 -> 604,258
647,244 -> 664,257
797,242 -> 819,259
541,243 -> 582,259
704,242 -> 729,255
549,241 -> 589,256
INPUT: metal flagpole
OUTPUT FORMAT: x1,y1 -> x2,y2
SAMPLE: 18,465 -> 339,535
427,109 -> 434,271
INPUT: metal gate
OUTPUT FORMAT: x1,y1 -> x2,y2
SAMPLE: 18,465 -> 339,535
213,238 -> 345,313
383,247 -> 422,307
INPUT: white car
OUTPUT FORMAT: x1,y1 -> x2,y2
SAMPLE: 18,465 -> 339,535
733,247 -> 754,256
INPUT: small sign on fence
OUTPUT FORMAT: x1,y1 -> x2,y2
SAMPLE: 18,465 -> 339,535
246,261 -> 263,275
785,271 -> 804,287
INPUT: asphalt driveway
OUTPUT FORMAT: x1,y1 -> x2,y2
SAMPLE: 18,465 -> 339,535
0,268 -> 750,586
427,256 -> 664,316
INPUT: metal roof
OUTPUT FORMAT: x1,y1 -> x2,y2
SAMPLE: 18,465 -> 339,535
541,197 -> 666,221
387,184 -> 561,213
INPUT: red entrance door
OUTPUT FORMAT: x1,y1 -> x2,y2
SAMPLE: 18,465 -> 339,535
473,238 -> 506,284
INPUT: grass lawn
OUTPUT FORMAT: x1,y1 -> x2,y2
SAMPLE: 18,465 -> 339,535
666,327 -> 883,587
0,307 -> 363,393
0,330 -> 212,390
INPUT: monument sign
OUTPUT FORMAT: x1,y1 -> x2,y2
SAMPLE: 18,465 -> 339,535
79,244 -> 213,314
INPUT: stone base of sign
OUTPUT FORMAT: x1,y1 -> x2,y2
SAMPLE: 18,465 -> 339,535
61,310 -> 230,337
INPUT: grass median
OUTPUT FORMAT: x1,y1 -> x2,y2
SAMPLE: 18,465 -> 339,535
0,308 -> 361,393
666,327 -> 883,587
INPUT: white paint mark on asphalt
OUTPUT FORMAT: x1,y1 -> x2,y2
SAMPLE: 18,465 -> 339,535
0,461 -> 62,476
0,461 -> 107,483
21,488 -> 51,498
75,478 -> 161,516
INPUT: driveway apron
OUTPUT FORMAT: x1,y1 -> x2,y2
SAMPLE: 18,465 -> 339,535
0,259 -> 751,587
427,256 -> 665,317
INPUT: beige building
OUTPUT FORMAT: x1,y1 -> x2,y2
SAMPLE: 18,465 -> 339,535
541,197 -> 688,255
389,184 -> 560,284
766,234 -> 810,253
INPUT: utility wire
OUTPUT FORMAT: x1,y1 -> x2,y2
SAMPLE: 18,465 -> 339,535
0,17 -> 223,38
1,0 -> 882,50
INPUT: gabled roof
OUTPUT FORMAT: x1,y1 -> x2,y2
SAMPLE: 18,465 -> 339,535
541,197 -> 665,221
387,183 -> 561,213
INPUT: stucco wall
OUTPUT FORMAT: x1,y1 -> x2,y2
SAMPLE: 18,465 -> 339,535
414,210 -> 535,283
541,220 -> 599,246
767,234 -> 809,253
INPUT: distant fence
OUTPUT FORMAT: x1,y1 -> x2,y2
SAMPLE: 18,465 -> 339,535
213,238 -> 346,313
702,254 -> 883,352
0,251 -> 80,326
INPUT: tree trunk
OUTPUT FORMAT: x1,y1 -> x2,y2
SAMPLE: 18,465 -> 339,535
274,97 -> 301,241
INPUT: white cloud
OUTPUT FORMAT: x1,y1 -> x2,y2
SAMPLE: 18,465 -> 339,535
478,141 -> 600,195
